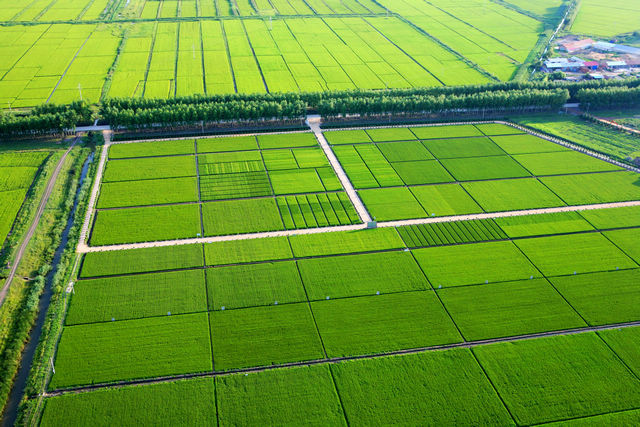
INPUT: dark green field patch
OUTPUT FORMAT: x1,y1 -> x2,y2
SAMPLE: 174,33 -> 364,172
599,327 -> 640,377
206,261 -> 306,310
489,133 -> 568,154
495,212 -> 595,238
210,303 -> 324,370
410,183 -> 483,216
413,241 -> 539,287
540,171 -> 640,205
513,151 -> 622,176
204,237 -> 292,266
377,141 -> 433,162
332,348 -> 513,425
366,127 -> 417,142
391,160 -> 454,185
551,269 -> 640,326
439,279 -> 585,341
359,187 -> 426,221
97,177 -> 198,208
474,333 -> 640,425
50,313 -> 212,389
202,198 -> 283,236
423,137 -> 505,159
67,270 -> 207,325
289,228 -> 405,257
298,251 -> 429,300
475,123 -> 523,136
603,228 -> 640,264
103,156 -> 196,182
411,124 -> 483,139
441,156 -> 531,181
311,291 -> 461,357
463,178 -> 565,212
579,205 -> 640,229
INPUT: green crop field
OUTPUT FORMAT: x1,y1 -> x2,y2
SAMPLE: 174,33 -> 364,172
571,0 -> 640,37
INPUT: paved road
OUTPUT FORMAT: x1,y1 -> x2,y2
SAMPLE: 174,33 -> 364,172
307,115 -> 372,223
78,200 -> 640,253
0,139 -> 78,308
43,318 -> 640,397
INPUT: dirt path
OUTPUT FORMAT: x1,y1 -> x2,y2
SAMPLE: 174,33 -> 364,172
0,138 -> 78,307
76,130 -> 111,253
42,318 -> 640,397
78,200 -> 640,253
307,115 -> 372,223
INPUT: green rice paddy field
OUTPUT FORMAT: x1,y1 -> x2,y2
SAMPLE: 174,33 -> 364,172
0,0 -> 558,108
39,123 -> 640,425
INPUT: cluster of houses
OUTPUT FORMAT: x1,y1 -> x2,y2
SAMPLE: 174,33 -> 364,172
542,38 -> 640,78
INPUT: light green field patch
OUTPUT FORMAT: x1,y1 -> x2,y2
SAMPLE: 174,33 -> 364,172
599,327 -> 640,378
513,151 -> 623,176
463,178 -> 565,212
103,156 -> 196,182
366,127 -> 417,142
411,124 -> 483,139
109,140 -> 195,159
97,177 -> 198,208
392,160 -> 454,185
359,187 -> 426,221
441,156 -> 531,181
413,241 -> 540,287
289,228 -> 405,257
410,183 -> 483,216
603,228 -> 640,264
324,129 -> 372,145
495,212 -> 595,238
540,172 -> 640,205
423,137 -> 505,159
204,237 -> 292,265
489,133 -> 568,154
580,205 -> 640,229
257,133 -> 318,149
197,135 -> 258,153
475,123 -> 523,136
377,141 -> 433,162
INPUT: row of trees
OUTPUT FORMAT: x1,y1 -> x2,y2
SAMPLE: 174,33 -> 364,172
0,101 -> 92,136
576,87 -> 640,109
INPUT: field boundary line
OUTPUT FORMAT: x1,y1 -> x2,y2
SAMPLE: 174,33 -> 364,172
77,200 -> 640,253
42,319 -> 640,397
307,115 -> 372,223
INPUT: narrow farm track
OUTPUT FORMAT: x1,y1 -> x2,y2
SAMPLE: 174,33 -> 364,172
0,138 -> 78,308
77,200 -> 640,253
42,318 -> 640,398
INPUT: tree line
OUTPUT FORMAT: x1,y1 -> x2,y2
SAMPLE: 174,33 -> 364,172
576,86 -> 640,109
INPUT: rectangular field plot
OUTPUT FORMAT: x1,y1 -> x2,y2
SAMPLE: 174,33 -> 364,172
97,176 -> 198,208
359,187 -> 426,221
438,278 -> 585,341
90,204 -> 201,245
514,233 -> 637,277
210,303 -> 324,370
397,218 -> 507,248
422,137 -> 506,159
462,178 -> 566,212
410,124 -> 483,139
377,141 -> 433,162
599,327 -> 640,378
473,333 -> 640,425
202,198 -> 284,236
540,172 -> 640,205
512,151 -> 623,176
197,136 -> 259,153
365,128 -> 417,142
603,228 -> 640,264
311,292 -> 461,357
441,156 -> 531,181
289,228 -> 404,257
579,205 -> 640,229
80,244 -> 203,278
206,261 -> 306,310
488,134 -> 569,155
50,313 -> 212,389
412,241 -> 539,288
204,237 -> 292,266
103,156 -> 196,182
331,349 -> 513,425
277,193 -> 360,229
41,378 -> 217,427
391,160 -> 453,185
217,365 -> 346,426
550,269 -> 640,326
409,184 -> 483,217
324,129 -> 372,145
66,270 -> 207,325
109,140 -> 195,159
297,251 -> 429,300
495,212 -> 595,238
475,123 -> 523,136
256,133 -> 318,149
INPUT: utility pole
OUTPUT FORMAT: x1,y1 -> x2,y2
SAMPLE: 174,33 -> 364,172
78,83 -> 83,101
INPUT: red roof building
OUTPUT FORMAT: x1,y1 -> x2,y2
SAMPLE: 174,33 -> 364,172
559,39 -> 594,53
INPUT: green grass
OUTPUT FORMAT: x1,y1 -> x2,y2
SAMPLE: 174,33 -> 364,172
216,365 -> 346,426
269,169 -> 327,194
422,137 -> 506,159
545,409 -> 640,425
391,160 -> 454,185
80,244 -> 203,278
359,187 -> 426,221
297,251 -> 429,299
67,270 -> 207,325
202,198 -> 283,236
475,123 -> 522,136
103,156 -> 196,182
579,205 -> 640,229
311,291 -> 461,357
109,140 -> 195,159
257,133 -> 318,149
397,218 -> 507,247
473,333 -> 640,425
41,378 -> 216,427
324,129 -> 372,145
410,124 -> 483,139
91,204 -> 201,245
441,156 -> 531,181
410,183 -> 483,216
210,303 -> 324,370
462,178 -> 565,212
495,212 -> 595,238
50,313 -> 212,389
488,134 -> 568,155
513,151 -> 622,176
289,228 -> 404,257
439,279 -> 585,341
412,241 -> 539,287
550,269 -> 640,326
197,135 -> 258,153
599,327 -> 640,378
204,237 -> 292,265
97,177 -> 198,208
206,261 -> 306,309
365,127 -> 417,142
603,228 -> 640,263
331,348 -> 513,425
514,233 -> 637,276
376,141 -> 433,162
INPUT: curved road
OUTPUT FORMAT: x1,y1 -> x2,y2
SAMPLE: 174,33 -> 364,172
0,138 -> 77,308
